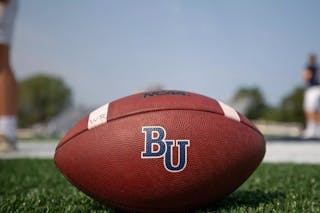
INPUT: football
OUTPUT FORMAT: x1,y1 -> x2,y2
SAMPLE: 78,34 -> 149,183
54,90 -> 265,212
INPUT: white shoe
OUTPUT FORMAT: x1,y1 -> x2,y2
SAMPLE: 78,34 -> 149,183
302,128 -> 317,139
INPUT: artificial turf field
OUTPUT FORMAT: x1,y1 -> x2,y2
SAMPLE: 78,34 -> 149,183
0,160 -> 319,213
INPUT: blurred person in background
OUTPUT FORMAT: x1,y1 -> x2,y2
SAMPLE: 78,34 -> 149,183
302,53 -> 320,138
0,0 -> 18,152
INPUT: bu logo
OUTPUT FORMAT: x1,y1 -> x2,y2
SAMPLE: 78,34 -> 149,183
141,126 -> 190,172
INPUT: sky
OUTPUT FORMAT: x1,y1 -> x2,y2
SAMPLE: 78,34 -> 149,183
11,0 -> 320,107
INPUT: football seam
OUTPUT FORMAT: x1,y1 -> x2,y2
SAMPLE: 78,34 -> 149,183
107,108 -> 262,136
56,108 -> 262,151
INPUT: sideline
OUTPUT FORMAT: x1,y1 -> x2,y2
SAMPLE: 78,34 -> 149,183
1,140 -> 320,164
0,141 -> 57,159
264,140 -> 320,164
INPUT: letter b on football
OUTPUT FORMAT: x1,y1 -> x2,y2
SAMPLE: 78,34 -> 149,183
141,126 -> 190,172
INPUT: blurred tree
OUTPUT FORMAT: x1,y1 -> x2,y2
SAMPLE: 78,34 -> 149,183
231,87 -> 268,119
231,86 -> 305,124
259,106 -> 282,121
278,87 -> 304,124
18,74 -> 72,127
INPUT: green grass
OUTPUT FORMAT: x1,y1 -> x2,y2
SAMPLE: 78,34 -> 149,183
0,160 -> 319,213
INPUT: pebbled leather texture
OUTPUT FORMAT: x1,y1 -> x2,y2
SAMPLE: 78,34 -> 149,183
54,90 -> 265,212
57,90 -> 259,150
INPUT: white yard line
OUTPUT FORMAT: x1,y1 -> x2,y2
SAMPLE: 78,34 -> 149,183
0,141 -> 57,159
0,140 -> 320,164
264,141 -> 320,164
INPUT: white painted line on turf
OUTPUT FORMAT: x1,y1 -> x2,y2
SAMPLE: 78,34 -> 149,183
1,140 -> 320,164
0,141 -> 57,159
264,141 -> 320,164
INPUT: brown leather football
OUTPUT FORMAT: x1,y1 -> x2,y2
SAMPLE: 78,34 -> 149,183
54,90 -> 265,212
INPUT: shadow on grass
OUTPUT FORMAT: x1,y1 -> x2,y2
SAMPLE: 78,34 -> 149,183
198,189 -> 286,212
86,190 -> 285,213
84,200 -> 116,213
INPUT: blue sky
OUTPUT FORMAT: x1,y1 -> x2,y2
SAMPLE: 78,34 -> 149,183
11,0 -> 320,107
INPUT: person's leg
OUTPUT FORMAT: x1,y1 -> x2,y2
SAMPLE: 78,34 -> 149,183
0,0 -> 18,152
303,87 -> 318,138
314,112 -> 320,137
313,88 -> 320,137
0,44 -> 18,151
304,112 -> 317,138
